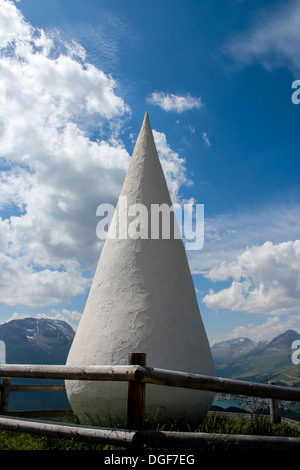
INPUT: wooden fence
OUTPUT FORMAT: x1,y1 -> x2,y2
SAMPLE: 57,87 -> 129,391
0,352 -> 300,450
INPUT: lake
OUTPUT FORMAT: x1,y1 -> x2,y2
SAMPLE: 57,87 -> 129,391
212,400 -> 244,410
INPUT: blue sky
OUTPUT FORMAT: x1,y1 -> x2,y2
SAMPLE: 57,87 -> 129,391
0,0 -> 300,345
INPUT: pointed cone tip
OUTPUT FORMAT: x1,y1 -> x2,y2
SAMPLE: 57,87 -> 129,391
130,111 -> 158,165
134,111 -> 154,145
142,111 -> 151,129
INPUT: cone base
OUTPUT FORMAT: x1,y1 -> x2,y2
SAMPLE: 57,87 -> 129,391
65,380 -> 214,428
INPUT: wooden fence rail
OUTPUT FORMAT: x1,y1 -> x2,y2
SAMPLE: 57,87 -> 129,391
0,353 -> 300,450
1,362 -> 300,401
0,415 -> 300,451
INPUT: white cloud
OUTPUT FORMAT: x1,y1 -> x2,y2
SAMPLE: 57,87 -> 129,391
147,91 -> 203,113
0,0 -> 191,309
202,132 -> 211,147
153,130 -> 192,203
223,0 -> 300,75
0,0 -> 32,47
0,252 -> 89,307
8,309 -> 82,331
203,240 -> 300,315
0,0 -> 131,307
189,202 -> 300,276
229,314 -> 300,343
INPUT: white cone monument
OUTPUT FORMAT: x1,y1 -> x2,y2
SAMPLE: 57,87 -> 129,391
65,113 -> 216,426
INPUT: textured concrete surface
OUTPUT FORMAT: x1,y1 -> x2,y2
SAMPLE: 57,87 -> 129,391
65,113 -> 216,427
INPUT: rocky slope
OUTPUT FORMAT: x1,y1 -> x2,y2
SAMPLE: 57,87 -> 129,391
211,329 -> 300,386
0,317 -> 75,365
211,330 -> 300,420
0,317 -> 75,412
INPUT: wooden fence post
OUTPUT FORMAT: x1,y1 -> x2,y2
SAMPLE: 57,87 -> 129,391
127,353 -> 146,430
268,381 -> 281,424
0,378 -> 11,415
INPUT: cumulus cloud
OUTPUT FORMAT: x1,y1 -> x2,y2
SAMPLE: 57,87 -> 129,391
153,130 -> 192,203
191,203 -> 300,342
0,0 -> 191,311
229,314 -> 300,343
0,0 -> 131,307
223,0 -> 300,75
203,240 -> 300,315
8,309 -> 82,332
147,91 -> 203,113
0,0 -> 32,47
189,202 -> 300,276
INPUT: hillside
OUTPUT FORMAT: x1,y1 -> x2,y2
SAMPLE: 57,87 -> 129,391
211,329 -> 300,387
0,317 -> 75,412
0,317 -> 75,365
211,330 -> 300,420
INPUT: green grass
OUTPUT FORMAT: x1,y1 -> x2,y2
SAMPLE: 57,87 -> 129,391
0,413 -> 300,450
0,429 -> 112,451
197,413 -> 300,438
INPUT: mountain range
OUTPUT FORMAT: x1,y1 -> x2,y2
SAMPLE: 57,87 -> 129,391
0,318 -> 299,388
211,329 -> 300,420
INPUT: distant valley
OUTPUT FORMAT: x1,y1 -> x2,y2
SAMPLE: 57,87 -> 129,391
211,329 -> 300,420
211,329 -> 300,387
